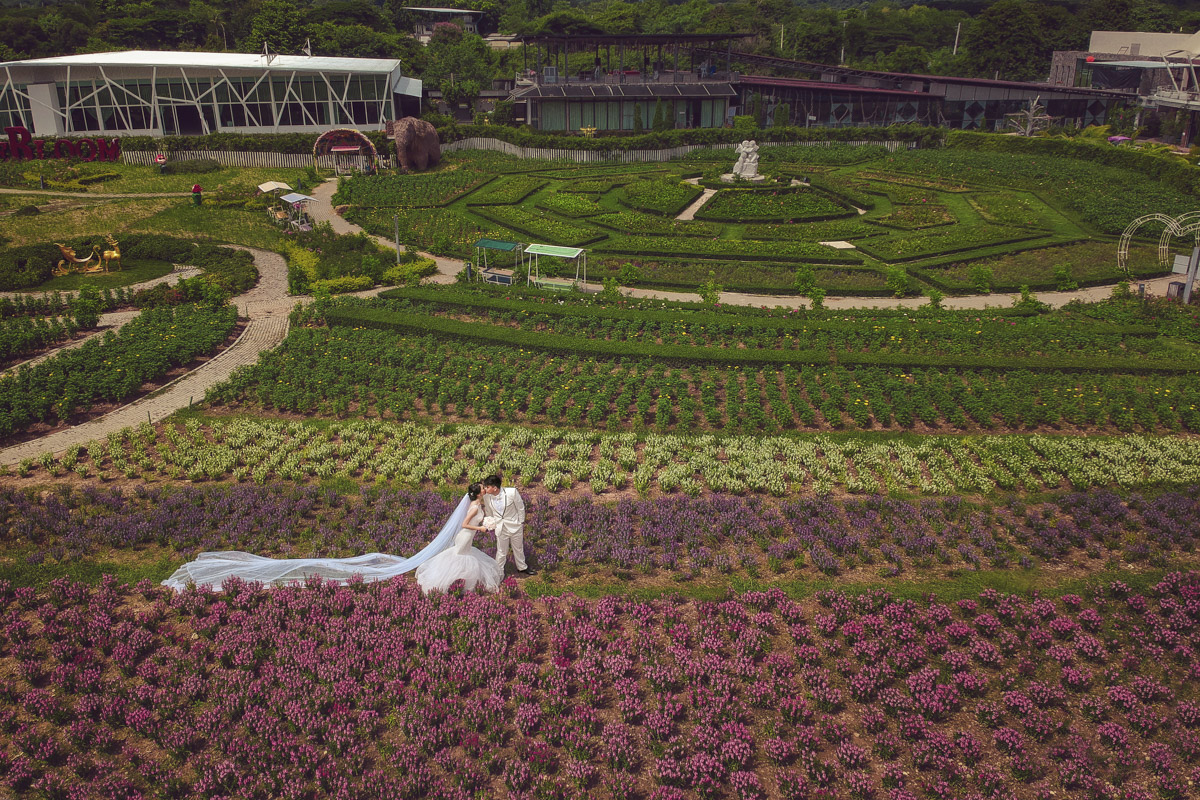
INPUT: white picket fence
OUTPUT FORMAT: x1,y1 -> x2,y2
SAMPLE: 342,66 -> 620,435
122,150 -> 394,170
441,136 -> 916,163
121,136 -> 914,169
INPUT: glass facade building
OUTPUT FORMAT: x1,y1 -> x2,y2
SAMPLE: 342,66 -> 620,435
0,50 -> 421,137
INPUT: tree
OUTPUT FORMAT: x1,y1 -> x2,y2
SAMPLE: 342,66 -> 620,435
963,0 -> 1050,82
245,0 -> 305,53
422,31 -> 494,87
773,102 -> 791,128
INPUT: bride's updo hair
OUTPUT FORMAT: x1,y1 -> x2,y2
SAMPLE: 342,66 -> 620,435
467,483 -> 482,501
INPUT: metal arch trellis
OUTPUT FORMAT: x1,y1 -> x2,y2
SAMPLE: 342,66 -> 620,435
1117,212 -> 1200,277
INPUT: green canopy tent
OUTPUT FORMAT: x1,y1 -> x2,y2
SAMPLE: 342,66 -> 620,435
524,243 -> 588,292
472,239 -> 524,285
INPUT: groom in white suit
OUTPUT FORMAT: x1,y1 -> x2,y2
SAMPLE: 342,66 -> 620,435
481,474 -> 533,575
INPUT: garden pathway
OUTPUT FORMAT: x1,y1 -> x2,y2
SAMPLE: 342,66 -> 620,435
676,178 -> 716,221
0,248 -> 296,466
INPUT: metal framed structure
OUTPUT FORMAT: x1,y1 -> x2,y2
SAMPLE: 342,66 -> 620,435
0,50 -> 421,137
472,238 -> 524,285
524,243 -> 587,291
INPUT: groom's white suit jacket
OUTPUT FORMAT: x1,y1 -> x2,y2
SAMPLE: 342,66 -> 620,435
485,487 -> 525,534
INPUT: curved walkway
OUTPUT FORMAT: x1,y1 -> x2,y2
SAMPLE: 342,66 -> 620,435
306,179 -> 1184,310
0,248 -> 295,466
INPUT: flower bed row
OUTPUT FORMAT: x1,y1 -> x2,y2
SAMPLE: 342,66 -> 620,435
695,187 -> 852,223
5,483 -> 1198,580
333,170 -> 491,208
1,570 -> 1198,800
0,303 -> 237,438
32,416 -> 1200,495
469,206 -> 607,248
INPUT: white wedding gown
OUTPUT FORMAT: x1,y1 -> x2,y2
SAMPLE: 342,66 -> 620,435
415,501 -> 503,594
162,494 -> 485,592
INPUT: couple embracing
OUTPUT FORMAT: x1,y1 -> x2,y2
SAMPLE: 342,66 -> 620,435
160,475 -> 530,593
415,474 -> 533,594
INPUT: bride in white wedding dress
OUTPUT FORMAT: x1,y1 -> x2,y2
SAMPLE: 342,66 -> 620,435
161,485 -> 499,593
414,483 -> 503,594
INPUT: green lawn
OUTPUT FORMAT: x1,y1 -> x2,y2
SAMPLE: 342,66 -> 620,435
26,258 -> 175,293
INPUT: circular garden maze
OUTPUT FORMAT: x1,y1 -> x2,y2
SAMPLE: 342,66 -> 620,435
336,141 -> 1188,294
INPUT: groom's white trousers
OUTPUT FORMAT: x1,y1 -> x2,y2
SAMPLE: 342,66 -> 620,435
495,525 -> 528,571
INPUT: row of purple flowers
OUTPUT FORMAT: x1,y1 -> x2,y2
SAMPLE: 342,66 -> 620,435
0,572 -> 1198,799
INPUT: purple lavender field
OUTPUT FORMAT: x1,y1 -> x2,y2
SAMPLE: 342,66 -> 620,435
1,571 -> 1198,799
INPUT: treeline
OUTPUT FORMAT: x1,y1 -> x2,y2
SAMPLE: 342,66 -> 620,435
3,0 -> 1200,86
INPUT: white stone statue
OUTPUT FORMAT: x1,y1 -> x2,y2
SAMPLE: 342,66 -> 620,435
731,139 -> 760,180
722,139 -> 765,183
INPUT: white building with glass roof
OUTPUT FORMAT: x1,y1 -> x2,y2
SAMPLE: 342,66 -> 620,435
0,50 -> 422,137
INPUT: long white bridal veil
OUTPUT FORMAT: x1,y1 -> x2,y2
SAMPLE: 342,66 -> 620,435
161,494 -> 472,591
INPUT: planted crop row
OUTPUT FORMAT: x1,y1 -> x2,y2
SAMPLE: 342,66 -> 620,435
619,177 -> 702,216
4,570 -> 1197,800
696,187 -> 850,222
325,301 -> 1189,375
81,414 -> 1200,497
0,313 -> 89,364
0,303 -> 237,438
5,482 -> 1198,581
465,175 -> 548,206
333,170 -> 489,208
968,192 -> 1053,228
384,298 -> 1169,362
856,224 -> 1046,263
470,205 -> 606,247
744,220 -> 883,242
536,193 -> 606,217
212,327 -> 1200,436
590,211 -> 719,237
594,235 -> 860,264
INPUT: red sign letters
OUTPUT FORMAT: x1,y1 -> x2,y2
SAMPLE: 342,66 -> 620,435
0,126 -> 121,162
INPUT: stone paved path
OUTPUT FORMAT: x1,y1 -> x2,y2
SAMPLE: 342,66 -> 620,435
677,178 -> 716,221
0,248 -> 294,466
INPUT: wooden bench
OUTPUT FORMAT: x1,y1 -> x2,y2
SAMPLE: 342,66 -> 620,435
482,268 -> 514,286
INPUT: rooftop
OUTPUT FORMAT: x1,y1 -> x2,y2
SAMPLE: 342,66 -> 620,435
0,50 -> 403,74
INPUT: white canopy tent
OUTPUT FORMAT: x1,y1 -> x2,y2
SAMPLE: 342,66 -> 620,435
524,243 -> 587,291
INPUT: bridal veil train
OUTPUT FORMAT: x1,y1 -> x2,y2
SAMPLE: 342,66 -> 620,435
161,494 -> 472,591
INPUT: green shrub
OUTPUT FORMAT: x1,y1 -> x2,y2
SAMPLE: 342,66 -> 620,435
76,172 -> 120,185
382,257 -> 437,285
160,159 -> 222,175
310,275 -> 374,294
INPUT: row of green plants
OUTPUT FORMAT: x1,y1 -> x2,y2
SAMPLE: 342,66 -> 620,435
464,175 -> 548,206
470,205 -> 605,248
29,415 -> 1200,496
381,294 -> 1177,363
212,322 -> 1200,435
696,187 -> 850,222
854,223 -> 1055,263
0,312 -> 93,365
331,170 -> 490,208
590,211 -> 719,237
619,177 -> 702,216
0,302 -> 237,439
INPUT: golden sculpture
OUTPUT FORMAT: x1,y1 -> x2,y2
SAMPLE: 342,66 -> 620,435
54,243 -> 101,276
101,234 -> 122,271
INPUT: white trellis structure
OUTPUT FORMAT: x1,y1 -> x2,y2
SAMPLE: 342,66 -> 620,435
524,243 -> 587,291
1119,211 -> 1200,302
